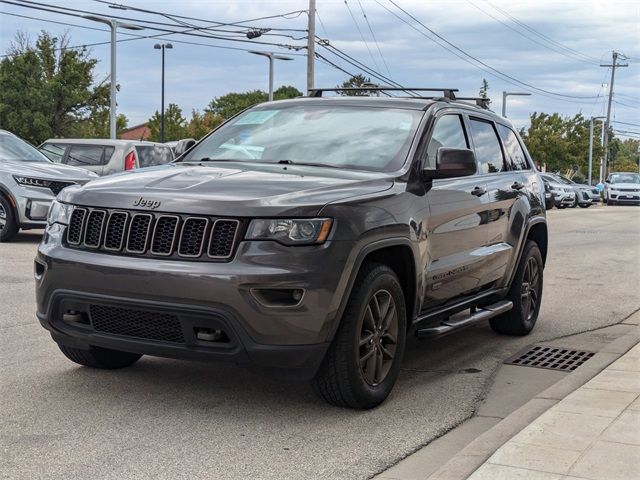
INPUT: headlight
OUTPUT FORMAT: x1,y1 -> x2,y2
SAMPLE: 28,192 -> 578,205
13,175 -> 53,188
246,218 -> 333,245
47,200 -> 74,225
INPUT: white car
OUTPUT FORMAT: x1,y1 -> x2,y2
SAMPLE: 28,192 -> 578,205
605,172 -> 640,205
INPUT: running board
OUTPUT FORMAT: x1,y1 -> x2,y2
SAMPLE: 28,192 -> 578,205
415,300 -> 513,338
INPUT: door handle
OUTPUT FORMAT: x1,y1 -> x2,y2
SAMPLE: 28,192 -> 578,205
511,182 -> 525,190
470,186 -> 487,197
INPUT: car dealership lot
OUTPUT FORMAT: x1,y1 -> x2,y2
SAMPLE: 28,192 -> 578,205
1,206 -> 639,480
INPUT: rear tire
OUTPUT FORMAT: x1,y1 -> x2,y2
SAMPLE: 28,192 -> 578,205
58,344 -> 142,369
0,195 -> 19,242
312,263 -> 407,409
490,241 -> 543,336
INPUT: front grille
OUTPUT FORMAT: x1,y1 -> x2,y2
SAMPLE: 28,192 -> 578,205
89,304 -> 184,343
65,206 -> 241,261
49,181 -> 75,196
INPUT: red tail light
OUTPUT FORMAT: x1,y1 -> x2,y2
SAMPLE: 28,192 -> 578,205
124,151 -> 136,170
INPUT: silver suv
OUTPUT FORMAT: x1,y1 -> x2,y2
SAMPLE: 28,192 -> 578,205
38,139 -> 174,176
0,130 -> 97,242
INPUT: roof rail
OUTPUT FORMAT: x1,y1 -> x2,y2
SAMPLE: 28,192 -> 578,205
455,97 -> 492,110
307,87 -> 459,100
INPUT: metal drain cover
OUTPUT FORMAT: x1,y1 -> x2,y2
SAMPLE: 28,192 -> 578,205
504,345 -> 595,371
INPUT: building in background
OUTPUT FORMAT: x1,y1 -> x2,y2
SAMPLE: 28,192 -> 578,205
119,123 -> 150,141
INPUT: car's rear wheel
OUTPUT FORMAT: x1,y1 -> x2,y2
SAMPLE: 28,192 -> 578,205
490,241 -> 543,336
312,263 -> 406,409
58,344 -> 142,369
0,195 -> 19,242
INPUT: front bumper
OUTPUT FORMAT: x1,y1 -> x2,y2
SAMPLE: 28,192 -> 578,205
553,192 -> 575,206
35,224 -> 353,378
609,191 -> 640,203
14,186 -> 56,226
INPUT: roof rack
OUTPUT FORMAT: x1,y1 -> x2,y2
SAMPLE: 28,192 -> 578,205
308,87 -> 459,100
455,97 -> 492,110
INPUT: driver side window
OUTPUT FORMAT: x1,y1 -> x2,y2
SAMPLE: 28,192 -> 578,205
424,114 -> 468,168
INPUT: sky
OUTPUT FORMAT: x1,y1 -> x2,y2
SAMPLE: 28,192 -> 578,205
0,0 -> 638,138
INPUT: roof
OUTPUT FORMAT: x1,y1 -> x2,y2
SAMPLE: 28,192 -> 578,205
41,138 -> 167,147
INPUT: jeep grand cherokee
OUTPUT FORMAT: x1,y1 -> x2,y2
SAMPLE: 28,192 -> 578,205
35,89 -> 547,409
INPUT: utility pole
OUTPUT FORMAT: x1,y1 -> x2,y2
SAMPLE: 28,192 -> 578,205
307,0 -> 316,94
154,43 -> 173,143
600,51 -> 628,177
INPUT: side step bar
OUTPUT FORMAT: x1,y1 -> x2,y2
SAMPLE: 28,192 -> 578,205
416,300 -> 513,338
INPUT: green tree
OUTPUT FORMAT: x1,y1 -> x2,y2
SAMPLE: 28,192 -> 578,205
147,103 -> 187,142
0,31 -> 110,144
609,137 -> 640,172
186,109 -> 222,140
337,74 -> 375,96
479,78 -> 489,99
207,85 -> 302,120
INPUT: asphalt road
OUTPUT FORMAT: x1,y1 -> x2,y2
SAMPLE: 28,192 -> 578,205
1,205 -> 639,480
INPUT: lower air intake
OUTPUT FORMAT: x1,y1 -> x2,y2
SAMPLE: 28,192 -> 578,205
89,304 -> 185,343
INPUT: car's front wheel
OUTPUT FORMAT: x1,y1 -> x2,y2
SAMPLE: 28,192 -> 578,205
58,344 -> 142,369
0,195 -> 19,242
312,263 -> 407,409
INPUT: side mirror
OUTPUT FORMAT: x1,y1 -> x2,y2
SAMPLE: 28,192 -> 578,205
424,148 -> 477,179
605,179 -> 610,183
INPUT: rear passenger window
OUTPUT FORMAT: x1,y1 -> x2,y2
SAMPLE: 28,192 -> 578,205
135,145 -> 174,167
468,119 -> 506,174
424,115 -> 468,168
497,124 -> 529,170
66,145 -> 106,166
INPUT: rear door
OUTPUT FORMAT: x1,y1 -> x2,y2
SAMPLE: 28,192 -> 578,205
422,112 -> 490,307
64,144 -> 110,176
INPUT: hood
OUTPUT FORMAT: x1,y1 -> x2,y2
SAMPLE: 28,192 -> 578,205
58,162 -> 394,217
0,159 -> 98,183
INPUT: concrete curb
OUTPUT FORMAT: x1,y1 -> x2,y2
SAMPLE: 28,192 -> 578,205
427,320 -> 640,480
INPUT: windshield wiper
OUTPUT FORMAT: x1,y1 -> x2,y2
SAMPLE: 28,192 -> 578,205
276,159 -> 341,169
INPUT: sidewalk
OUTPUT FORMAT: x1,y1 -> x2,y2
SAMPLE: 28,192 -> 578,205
467,342 -> 640,480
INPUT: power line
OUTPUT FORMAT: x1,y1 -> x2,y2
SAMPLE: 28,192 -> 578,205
356,0 -> 391,76
378,0 -> 601,104
343,0 -> 380,72
613,120 -> 640,127
466,0 -> 600,66
482,0 -> 602,64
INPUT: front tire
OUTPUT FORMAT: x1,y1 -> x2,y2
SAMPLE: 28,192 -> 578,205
490,241 -> 543,336
58,344 -> 142,369
0,195 -> 19,242
312,263 -> 407,409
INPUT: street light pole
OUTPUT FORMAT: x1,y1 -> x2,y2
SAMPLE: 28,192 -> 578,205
588,116 -> 605,185
502,91 -> 532,118
249,51 -> 294,101
154,43 -> 173,143
83,15 -> 144,139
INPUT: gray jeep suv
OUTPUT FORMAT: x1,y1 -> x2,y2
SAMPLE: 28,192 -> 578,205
35,89 -> 547,409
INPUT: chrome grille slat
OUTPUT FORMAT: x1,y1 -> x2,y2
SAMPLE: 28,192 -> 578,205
65,207 -> 240,261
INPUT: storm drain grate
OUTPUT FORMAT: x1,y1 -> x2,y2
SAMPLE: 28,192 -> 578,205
504,345 -> 595,371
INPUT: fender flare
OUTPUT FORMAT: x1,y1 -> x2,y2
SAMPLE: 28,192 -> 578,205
326,236 -> 418,341
506,215 -> 548,289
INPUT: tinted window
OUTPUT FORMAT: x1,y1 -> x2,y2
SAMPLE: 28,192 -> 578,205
66,145 -> 105,166
136,145 -> 174,167
0,132 -> 50,163
424,115 -> 468,168
496,124 -> 529,170
468,119 -> 506,174
39,143 -> 66,163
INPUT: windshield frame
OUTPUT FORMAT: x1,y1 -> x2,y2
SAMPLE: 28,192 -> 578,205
181,103 -> 425,173
0,132 -> 52,163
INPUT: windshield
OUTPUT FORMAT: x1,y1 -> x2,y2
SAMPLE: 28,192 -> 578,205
0,132 -> 51,163
554,175 -> 574,185
182,105 -> 423,172
610,173 -> 640,184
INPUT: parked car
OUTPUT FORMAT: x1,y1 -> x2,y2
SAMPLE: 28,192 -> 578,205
604,172 -> 640,205
36,89 -> 548,409
0,130 -> 97,242
166,138 -> 197,158
547,173 -> 599,208
540,174 -> 576,208
38,139 -> 174,176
